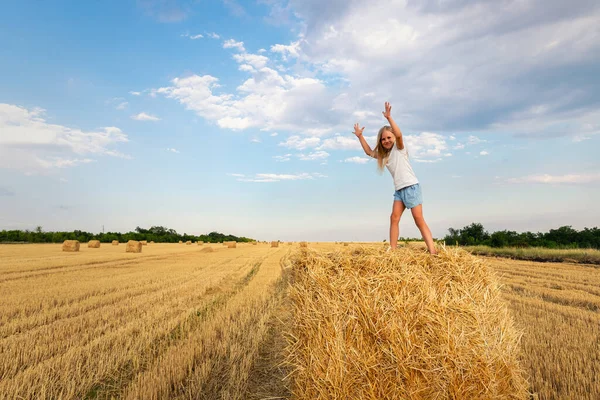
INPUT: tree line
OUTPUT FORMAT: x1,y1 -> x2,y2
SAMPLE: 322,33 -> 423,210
443,223 -> 600,249
0,226 -> 255,244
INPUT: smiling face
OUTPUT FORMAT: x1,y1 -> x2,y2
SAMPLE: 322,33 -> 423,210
380,128 -> 395,150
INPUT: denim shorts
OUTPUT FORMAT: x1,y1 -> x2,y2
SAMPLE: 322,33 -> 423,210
393,183 -> 422,209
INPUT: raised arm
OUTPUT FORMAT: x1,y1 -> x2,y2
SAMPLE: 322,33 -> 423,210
382,102 -> 404,150
354,123 -> 375,158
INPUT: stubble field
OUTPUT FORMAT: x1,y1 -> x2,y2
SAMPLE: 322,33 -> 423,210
0,242 -> 598,399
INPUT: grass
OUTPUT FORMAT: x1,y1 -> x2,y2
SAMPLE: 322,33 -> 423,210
464,245 -> 600,265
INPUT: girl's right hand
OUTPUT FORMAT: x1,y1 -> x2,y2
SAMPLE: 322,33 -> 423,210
353,123 -> 365,137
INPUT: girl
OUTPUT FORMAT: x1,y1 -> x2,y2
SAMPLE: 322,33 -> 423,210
354,102 -> 437,254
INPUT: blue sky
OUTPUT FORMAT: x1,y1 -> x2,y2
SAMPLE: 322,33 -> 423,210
1,0 -> 599,241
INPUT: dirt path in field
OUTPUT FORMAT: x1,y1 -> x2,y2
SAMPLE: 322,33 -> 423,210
245,286 -> 292,399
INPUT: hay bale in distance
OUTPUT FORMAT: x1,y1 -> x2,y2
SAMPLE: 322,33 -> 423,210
126,240 -> 142,253
197,241 -> 204,245
112,240 -> 119,246
343,242 -> 349,246
179,240 -> 183,244
299,241 -> 308,248
88,240 -> 100,248
186,240 -> 192,245
140,240 -> 148,246
201,247 -> 214,253
252,242 -> 257,245
286,247 -> 528,399
150,241 -> 155,244
227,242 -> 237,248
62,240 -> 80,252
271,241 -> 279,248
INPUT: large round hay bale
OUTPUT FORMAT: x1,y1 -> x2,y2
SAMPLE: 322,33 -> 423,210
150,241 -> 155,244
201,247 -> 214,253
271,241 -> 279,248
88,240 -> 100,248
227,242 -> 237,248
179,240 -> 183,244
286,247 -> 528,399
126,240 -> 142,253
62,240 -> 80,252
299,241 -> 308,248
112,240 -> 119,246
186,240 -> 192,245
197,241 -> 204,245
140,240 -> 148,246
252,242 -> 257,245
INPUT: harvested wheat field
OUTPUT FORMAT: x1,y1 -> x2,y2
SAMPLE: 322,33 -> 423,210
0,243 -> 598,399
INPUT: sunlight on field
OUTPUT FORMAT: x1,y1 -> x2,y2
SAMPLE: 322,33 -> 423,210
0,242 -> 598,399
489,257 -> 600,399
0,242 -> 287,399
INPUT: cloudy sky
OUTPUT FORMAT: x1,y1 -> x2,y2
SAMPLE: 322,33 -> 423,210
1,0 -> 599,241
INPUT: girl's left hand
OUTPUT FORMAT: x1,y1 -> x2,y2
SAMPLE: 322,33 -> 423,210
382,102 -> 392,119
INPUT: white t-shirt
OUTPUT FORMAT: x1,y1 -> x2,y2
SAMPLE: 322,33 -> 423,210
382,144 -> 419,190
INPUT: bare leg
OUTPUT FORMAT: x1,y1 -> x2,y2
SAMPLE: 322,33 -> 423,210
390,200 -> 406,249
410,205 -> 437,254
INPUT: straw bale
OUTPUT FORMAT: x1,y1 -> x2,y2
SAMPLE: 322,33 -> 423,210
286,246 -> 528,400
140,240 -> 148,246
112,240 -> 119,246
179,240 -> 183,244
299,241 -> 308,248
252,242 -> 257,245
186,240 -> 192,245
227,242 -> 237,248
62,240 -> 80,252
271,241 -> 279,248
88,240 -> 100,248
197,241 -> 204,245
343,242 -> 349,246
126,240 -> 142,253
150,241 -> 155,244
201,247 -> 214,253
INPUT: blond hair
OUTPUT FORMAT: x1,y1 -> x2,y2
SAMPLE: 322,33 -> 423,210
373,125 -> 393,172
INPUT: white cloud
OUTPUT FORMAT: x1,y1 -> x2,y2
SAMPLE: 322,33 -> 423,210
227,173 -> 245,177
403,132 -> 449,160
262,0 -> 600,139
298,150 -> 329,161
279,135 -> 320,150
467,136 -> 486,145
189,34 -> 203,39
270,132 -> 279,136
343,156 -> 370,164
152,42 -> 337,134
37,158 -> 96,168
223,39 -> 245,52
273,154 -> 292,162
129,91 -> 141,96
207,32 -> 220,39
116,102 -> 128,110
480,150 -> 489,156
453,143 -> 465,150
131,112 -> 160,121
166,148 -> 180,153
270,41 -> 301,60
234,172 -> 327,183
0,103 -> 128,172
507,173 -> 600,184
319,135 -> 368,151
233,53 -> 269,69
250,137 -> 261,143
